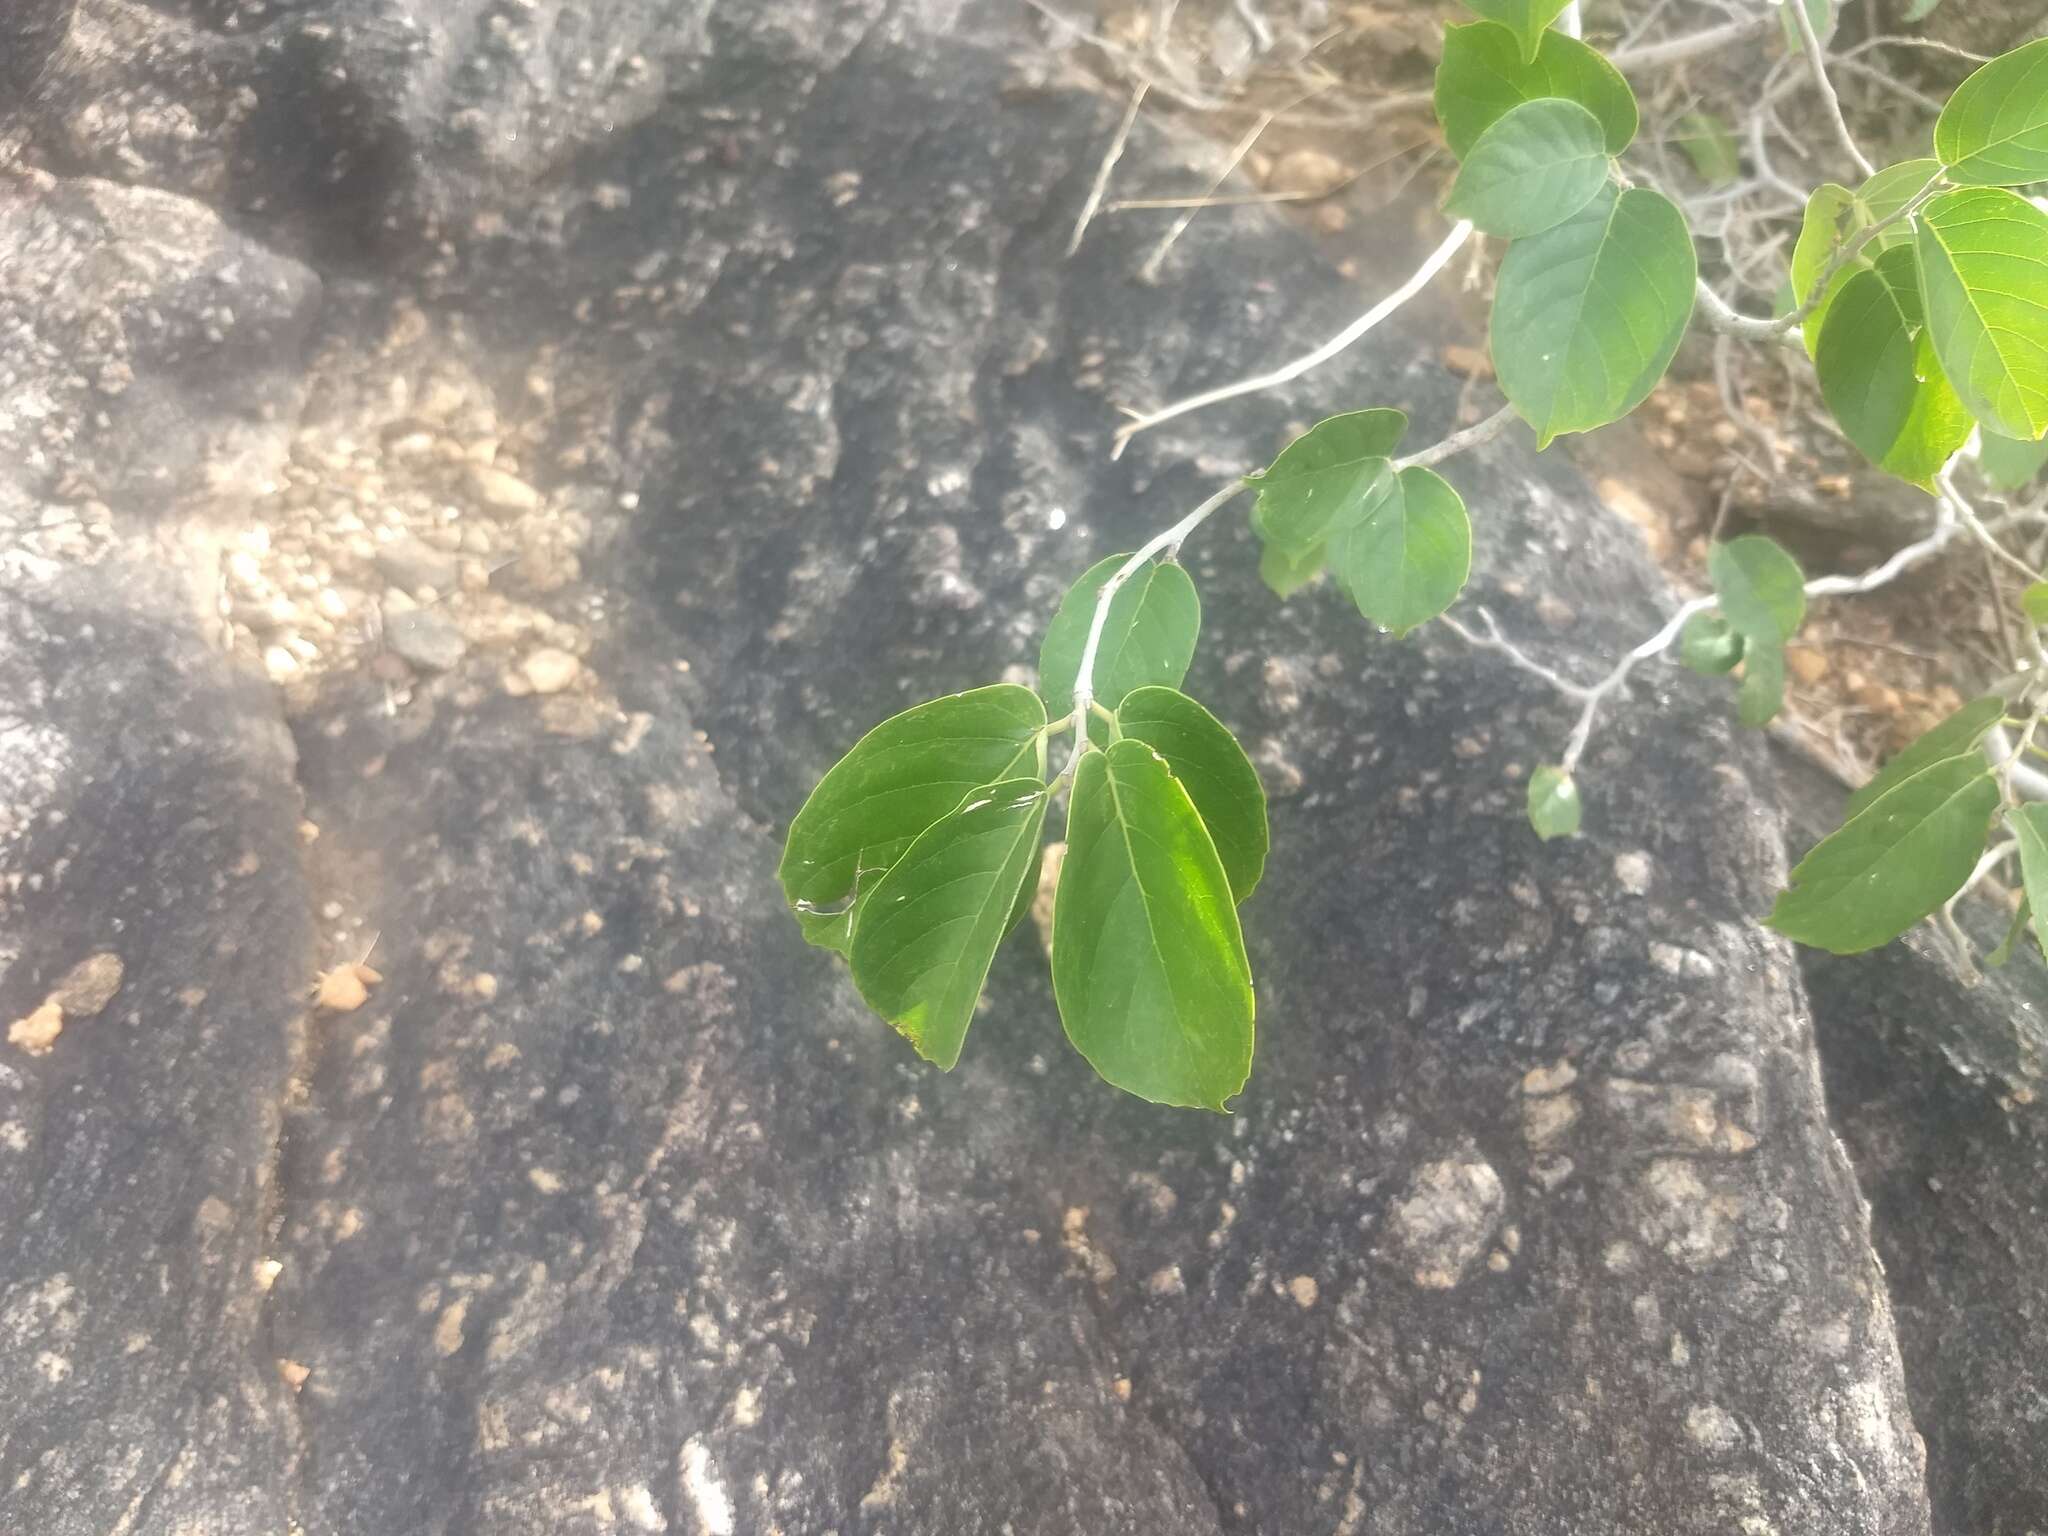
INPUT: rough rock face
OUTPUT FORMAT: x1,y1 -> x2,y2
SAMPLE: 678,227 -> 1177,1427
24,0 -> 692,253
0,563 -> 307,1535
1782,754 -> 2048,1536
0,170 -> 320,525
0,0 -> 1988,1532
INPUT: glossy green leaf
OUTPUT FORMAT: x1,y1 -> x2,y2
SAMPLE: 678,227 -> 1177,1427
1527,765 -> 1580,840
1117,686 -> 1269,901
1329,465 -> 1472,636
1676,111 -> 1740,187
1983,431 -> 2048,490
1847,695 -> 2005,819
849,779 -> 1049,1069
1914,186 -> 2048,442
1737,644 -> 1787,727
1435,22 -> 1638,160
1258,541 -> 1325,597
2011,803 -> 2048,963
1769,753 -> 2000,953
1816,266 -> 1973,487
1934,37 -> 2048,186
1459,0 -> 1570,63
1491,184 -> 1697,447
781,686 -> 1048,951
1445,98 -> 1612,239
1038,556 -> 1201,710
1679,612 -> 1745,675
1252,410 -> 1408,557
1053,740 -> 1255,1110
1709,536 -> 1807,643
1871,243 -> 1927,329
2024,582 -> 2048,625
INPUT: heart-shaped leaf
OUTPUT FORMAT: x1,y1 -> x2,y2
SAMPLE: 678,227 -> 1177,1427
1052,740 -> 1254,1110
1258,541 -> 1325,597
1709,536 -> 1806,644
1252,410 -> 1408,557
1435,21 -> 1638,160
849,777 -> 1049,1069
1038,556 -> 1201,711
1491,184 -> 1696,447
1329,465 -> 1472,635
1769,751 -> 2000,953
780,685 -> 1047,951
1445,98 -> 1611,239
1116,687 -> 1268,902
1459,0 -> 1571,63
1934,36 -> 2048,186
1914,186 -> 2048,442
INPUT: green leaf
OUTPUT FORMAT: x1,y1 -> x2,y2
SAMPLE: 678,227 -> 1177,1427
1053,740 -> 1255,1110
848,779 -> 1049,1069
1934,37 -> 2048,186
1435,22 -> 1639,160
1329,465 -> 1472,635
1791,165 -> 1941,358
2023,582 -> 2048,625
1709,535 -> 1807,643
1038,556 -> 1201,711
1769,753 -> 2000,953
1847,695 -> 2005,819
1737,643 -> 1787,728
1983,431 -> 2048,490
1527,765 -> 1581,840
1445,98 -> 1612,239
1791,183 -> 1861,358
1675,111 -> 1740,187
1779,0 -> 1834,50
1815,265 -> 1973,487
1258,541 -> 1325,597
1490,184 -> 1697,448
1459,0 -> 1571,63
781,686 -> 1048,949
1116,686 -> 1269,902
1252,410 -> 1407,557
1679,612 -> 1745,675
1914,186 -> 2048,442
2010,804 -> 2048,963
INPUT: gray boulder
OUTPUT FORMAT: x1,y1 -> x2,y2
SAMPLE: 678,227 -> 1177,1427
0,562 -> 308,1535
248,4 -> 1930,1533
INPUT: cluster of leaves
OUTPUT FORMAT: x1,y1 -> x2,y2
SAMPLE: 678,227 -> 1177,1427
779,558 -> 1264,1111
781,12 -> 2048,1108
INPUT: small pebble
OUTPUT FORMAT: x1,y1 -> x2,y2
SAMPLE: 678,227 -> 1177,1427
387,609 -> 468,673
520,647 -> 581,695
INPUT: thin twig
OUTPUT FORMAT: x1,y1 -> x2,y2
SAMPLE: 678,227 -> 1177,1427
1394,404 -> 1520,471
1069,82 -> 1149,257
1139,104 -> 1283,281
1111,220 -> 1475,456
1062,479 -> 1253,770
1786,0 -> 1876,179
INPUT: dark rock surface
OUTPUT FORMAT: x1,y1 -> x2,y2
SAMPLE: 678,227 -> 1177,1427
1781,752 -> 2048,1536
2,0 -> 2017,1532
0,169 -> 320,524
0,562 -> 307,1535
